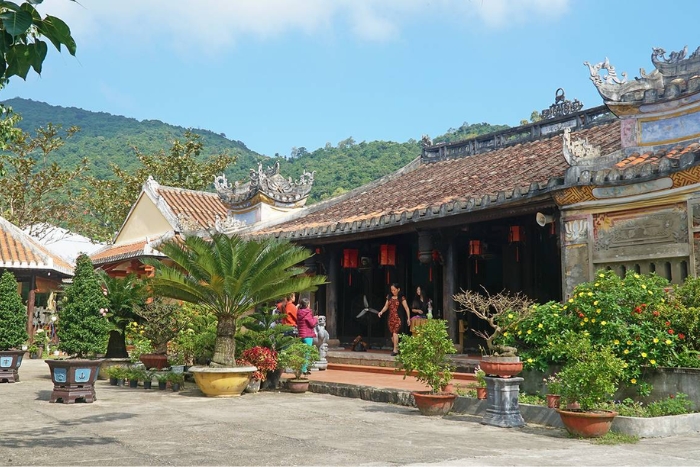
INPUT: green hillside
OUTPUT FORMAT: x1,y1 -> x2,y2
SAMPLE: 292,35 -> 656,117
2,97 -> 509,206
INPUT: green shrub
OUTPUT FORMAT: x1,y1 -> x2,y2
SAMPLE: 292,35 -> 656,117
278,341 -> 319,380
58,255 -> 111,358
171,303 -> 217,365
0,270 -> 28,350
557,337 -> 626,411
646,393 -> 693,417
500,270 -> 684,388
396,319 -> 455,393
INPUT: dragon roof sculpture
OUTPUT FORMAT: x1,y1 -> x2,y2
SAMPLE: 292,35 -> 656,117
214,161 -> 315,209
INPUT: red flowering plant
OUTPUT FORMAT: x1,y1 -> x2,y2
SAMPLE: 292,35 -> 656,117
236,346 -> 278,381
498,270 -> 687,394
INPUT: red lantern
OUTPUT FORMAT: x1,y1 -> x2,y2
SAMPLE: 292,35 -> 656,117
509,226 -> 522,243
342,249 -> 359,269
379,244 -> 396,266
469,240 -> 482,256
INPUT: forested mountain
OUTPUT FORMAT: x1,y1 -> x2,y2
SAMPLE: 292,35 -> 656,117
2,97 -> 509,205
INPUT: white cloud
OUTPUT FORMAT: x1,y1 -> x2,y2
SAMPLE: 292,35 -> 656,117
37,0 -> 570,53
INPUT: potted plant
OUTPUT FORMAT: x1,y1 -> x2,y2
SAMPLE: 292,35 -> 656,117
105,365 -> 127,386
28,343 -> 40,359
453,288 -> 532,377
149,233 -> 326,397
48,254 -> 112,403
143,369 -> 155,390
395,319 -> 457,416
0,270 -> 29,383
543,374 -> 562,408
126,367 -> 147,388
167,371 -> 185,391
134,298 -> 181,370
237,345 -> 278,393
555,337 -> 626,438
277,341 -> 319,393
99,272 -> 148,359
156,372 -> 168,390
474,366 -> 487,400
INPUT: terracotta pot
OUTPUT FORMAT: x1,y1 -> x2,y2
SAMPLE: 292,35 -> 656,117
476,387 -> 488,400
139,353 -> 169,370
287,379 -> 310,393
412,391 -> 457,416
555,409 -> 618,438
546,394 -> 561,409
441,383 -> 455,393
479,356 -> 523,378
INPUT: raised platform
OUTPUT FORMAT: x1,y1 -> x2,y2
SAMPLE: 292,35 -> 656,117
327,349 -> 481,374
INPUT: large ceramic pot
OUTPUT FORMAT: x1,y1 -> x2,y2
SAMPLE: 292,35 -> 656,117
139,353 -> 169,370
479,356 -> 523,378
46,359 -> 103,404
0,350 -> 25,383
286,379 -> 310,393
412,391 -> 457,416
555,409 -> 618,438
189,365 -> 256,397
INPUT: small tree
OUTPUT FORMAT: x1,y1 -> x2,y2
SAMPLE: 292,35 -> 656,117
396,319 -> 455,394
0,270 -> 27,350
58,254 -> 111,358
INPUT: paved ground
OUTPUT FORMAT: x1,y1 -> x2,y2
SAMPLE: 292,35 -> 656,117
3,359 -> 700,466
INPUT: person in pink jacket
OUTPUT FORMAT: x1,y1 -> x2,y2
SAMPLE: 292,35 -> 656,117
296,298 -> 318,375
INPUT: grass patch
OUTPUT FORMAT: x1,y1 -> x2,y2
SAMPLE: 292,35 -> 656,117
590,431 -> 639,445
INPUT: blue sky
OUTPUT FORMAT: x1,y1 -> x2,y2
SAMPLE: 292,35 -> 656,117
4,0 -> 700,158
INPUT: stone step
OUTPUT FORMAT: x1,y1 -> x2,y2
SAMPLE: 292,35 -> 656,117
327,363 -> 477,382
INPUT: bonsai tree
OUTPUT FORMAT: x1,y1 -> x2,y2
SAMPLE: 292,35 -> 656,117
395,319 -> 456,394
149,233 -> 326,367
453,287 -> 533,356
99,272 -> 148,358
58,254 -> 111,358
278,341 -> 319,380
0,270 -> 28,350
133,298 -> 181,354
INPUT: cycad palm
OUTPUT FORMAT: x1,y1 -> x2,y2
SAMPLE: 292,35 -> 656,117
149,233 -> 326,366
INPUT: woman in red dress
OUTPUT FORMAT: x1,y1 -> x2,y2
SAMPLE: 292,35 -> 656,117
377,283 -> 411,356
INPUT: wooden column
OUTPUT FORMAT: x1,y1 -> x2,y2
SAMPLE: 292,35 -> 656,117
325,248 -> 339,339
26,275 -> 36,341
442,235 -> 457,343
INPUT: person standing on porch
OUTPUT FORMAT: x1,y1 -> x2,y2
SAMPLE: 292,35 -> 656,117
411,285 -> 429,320
377,283 -> 411,356
296,298 -> 318,375
282,292 -> 297,326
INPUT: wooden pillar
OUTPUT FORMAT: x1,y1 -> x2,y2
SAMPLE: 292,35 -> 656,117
27,275 -> 36,341
442,235 -> 457,343
325,249 -> 339,339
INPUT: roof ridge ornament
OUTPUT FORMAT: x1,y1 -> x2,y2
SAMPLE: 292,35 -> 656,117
562,127 -> 601,166
214,161 -> 315,208
585,45 -> 700,104
539,88 -> 583,120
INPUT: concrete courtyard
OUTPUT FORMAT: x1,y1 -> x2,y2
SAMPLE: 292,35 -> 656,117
2,358 -> 700,466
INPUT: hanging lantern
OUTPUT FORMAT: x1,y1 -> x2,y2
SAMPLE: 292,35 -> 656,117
509,226 -> 522,243
469,240 -> 482,256
342,249 -> 359,269
379,244 -> 396,266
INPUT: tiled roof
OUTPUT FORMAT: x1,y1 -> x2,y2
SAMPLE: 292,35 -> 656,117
90,236 -> 167,266
252,120 -> 622,239
0,217 -> 74,276
156,186 -> 228,230
615,142 -> 700,169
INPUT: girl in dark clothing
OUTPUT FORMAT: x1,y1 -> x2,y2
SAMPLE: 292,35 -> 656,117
411,285 -> 428,320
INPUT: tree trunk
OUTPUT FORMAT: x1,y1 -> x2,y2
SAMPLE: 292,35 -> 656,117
211,315 -> 236,367
105,330 -> 129,359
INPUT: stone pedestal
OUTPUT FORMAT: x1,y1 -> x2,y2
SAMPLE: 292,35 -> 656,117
481,376 -> 525,428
